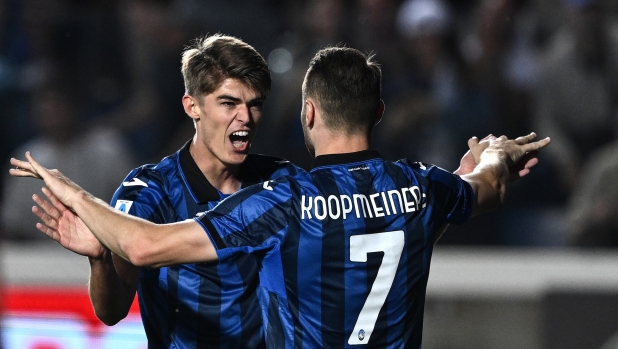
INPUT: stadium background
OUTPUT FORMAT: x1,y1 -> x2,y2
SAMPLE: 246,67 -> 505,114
1,0 -> 618,348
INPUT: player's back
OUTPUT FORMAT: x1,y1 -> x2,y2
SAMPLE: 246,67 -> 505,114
277,151 -> 472,348
200,150 -> 472,348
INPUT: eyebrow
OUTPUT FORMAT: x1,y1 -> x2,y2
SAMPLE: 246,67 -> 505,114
216,94 -> 241,102
216,94 -> 264,104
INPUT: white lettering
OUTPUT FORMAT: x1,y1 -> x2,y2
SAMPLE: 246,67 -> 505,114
328,195 -> 341,219
301,186 -> 428,220
402,188 -> 415,212
315,196 -> 327,220
341,195 -> 353,219
381,192 -> 391,215
354,194 -> 373,218
301,195 -> 313,219
370,193 -> 384,218
387,190 -> 403,215
410,186 -> 421,211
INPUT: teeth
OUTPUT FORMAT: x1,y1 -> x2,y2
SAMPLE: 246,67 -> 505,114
233,141 -> 247,148
232,131 -> 249,137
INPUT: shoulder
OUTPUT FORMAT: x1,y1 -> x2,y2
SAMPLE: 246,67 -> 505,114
393,159 -> 435,177
243,154 -> 304,179
113,154 -> 179,200
393,159 -> 467,189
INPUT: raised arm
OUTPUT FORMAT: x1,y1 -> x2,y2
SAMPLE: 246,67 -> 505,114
10,152 -> 218,268
460,133 -> 550,216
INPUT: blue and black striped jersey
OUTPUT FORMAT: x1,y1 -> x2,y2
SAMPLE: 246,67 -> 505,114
110,140 -> 301,349
197,150 -> 473,349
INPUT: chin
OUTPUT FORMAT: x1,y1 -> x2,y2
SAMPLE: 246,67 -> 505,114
226,152 -> 249,165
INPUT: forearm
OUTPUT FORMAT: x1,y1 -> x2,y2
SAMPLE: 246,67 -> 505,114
88,250 -> 137,325
462,150 -> 509,216
71,190 -> 219,267
71,190 -> 154,264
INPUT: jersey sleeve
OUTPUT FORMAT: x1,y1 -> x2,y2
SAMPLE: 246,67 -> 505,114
110,167 -> 176,223
406,160 -> 474,224
195,178 -> 294,262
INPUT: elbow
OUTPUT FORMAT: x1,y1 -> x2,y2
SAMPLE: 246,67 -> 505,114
124,244 -> 156,268
122,239 -> 163,268
121,237 -> 152,268
98,314 -> 124,327
95,308 -> 128,326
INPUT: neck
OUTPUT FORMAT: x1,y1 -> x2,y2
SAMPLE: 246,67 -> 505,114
312,132 -> 371,157
189,137 -> 242,194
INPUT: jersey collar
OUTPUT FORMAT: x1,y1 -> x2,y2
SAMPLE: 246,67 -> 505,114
311,149 -> 382,169
178,140 -> 221,204
177,140 -> 268,204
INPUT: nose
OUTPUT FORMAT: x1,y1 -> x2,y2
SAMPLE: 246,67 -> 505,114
236,104 -> 252,124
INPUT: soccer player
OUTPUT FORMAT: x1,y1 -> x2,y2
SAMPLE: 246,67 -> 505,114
12,47 -> 549,348
66,34 -> 302,348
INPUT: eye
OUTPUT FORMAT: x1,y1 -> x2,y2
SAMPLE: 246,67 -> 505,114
250,101 -> 263,111
221,101 -> 235,107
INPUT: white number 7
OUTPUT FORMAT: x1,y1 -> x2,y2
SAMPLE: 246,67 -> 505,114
348,230 -> 405,345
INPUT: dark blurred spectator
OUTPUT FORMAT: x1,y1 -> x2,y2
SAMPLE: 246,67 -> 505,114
350,0 -> 400,66
532,0 -> 618,200
96,0 -> 189,163
450,0 -> 566,246
566,140 -> 618,247
0,0 -> 35,169
252,0 -> 353,170
377,0 -> 493,169
2,0 -> 614,248
0,82 -> 135,241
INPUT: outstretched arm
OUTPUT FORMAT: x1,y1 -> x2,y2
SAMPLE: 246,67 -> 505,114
10,152 -> 217,268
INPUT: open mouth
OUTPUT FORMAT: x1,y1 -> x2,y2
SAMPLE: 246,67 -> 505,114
230,130 -> 250,149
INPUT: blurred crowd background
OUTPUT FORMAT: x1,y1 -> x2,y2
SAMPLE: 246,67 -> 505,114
0,0 -> 617,247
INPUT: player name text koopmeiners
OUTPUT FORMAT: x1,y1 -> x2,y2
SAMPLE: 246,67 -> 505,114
301,186 -> 427,220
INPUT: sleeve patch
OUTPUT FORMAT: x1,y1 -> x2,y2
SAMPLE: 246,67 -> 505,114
114,200 -> 134,213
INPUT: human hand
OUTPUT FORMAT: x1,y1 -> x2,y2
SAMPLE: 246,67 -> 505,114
454,135 -> 492,176
464,134 -> 544,181
32,187 -> 107,259
475,132 -> 550,171
10,152 -> 83,208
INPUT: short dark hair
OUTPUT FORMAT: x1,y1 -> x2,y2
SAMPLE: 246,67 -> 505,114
302,47 -> 382,134
181,34 -> 271,101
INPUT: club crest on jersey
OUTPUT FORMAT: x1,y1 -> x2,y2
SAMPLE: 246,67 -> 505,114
114,200 -> 134,213
122,177 -> 148,187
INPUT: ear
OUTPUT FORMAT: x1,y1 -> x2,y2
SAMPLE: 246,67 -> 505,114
182,95 -> 200,120
375,100 -> 385,126
305,99 -> 316,129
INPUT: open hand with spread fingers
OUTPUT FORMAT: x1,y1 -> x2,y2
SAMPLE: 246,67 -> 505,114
32,187 -> 107,258
10,151 -> 84,209
10,152 -> 106,257
467,132 -> 549,180
456,133 -> 545,181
